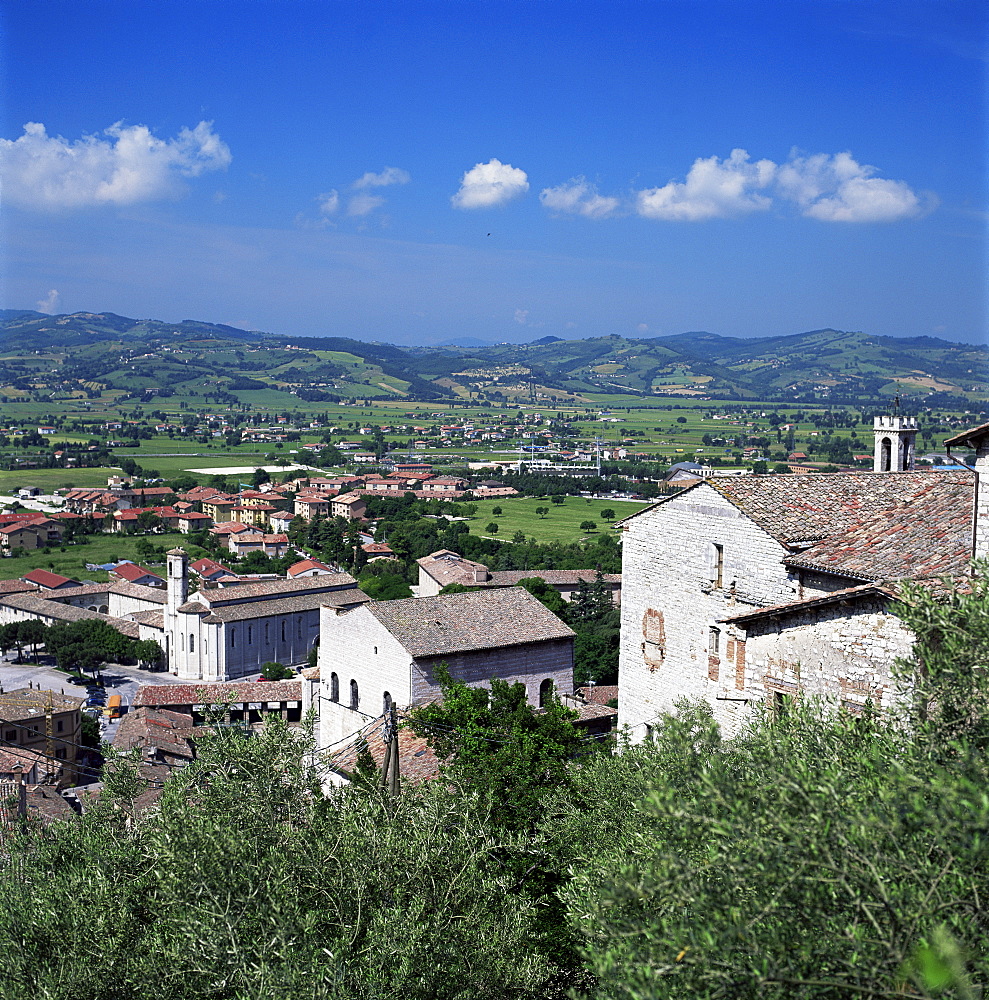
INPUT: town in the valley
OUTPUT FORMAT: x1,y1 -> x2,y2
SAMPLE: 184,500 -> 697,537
0,404 -> 986,823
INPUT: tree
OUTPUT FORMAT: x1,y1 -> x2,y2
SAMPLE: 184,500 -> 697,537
486,522 -> 499,534
550,495 -> 565,505
406,663 -> 595,832
535,506 -> 549,518
599,508 -> 615,520
491,506 -> 503,516
579,520 -> 597,532
133,639 -> 164,671
552,699 -> 989,1000
259,661 -> 295,681
358,573 -> 413,601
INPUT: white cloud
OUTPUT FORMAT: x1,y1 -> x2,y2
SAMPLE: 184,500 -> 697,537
37,289 -> 60,314
0,120 -> 231,210
636,148 -> 776,221
540,178 -> 619,219
514,308 -> 529,325
352,166 -> 410,190
776,151 -> 924,222
633,148 -> 927,223
317,190 -> 339,216
452,158 -> 529,209
347,193 -> 386,217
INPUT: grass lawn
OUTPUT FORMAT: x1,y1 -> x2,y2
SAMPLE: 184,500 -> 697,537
0,467 -> 120,493
0,531 -> 206,583
466,496 -> 648,544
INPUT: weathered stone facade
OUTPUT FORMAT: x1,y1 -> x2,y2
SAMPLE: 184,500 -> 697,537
618,487 -> 799,740
722,593 -> 914,721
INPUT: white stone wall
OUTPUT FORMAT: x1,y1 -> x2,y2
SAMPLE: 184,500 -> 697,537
618,485 -> 797,742
108,591 -> 162,617
318,606 -> 412,747
975,440 -> 989,562
733,598 -> 914,723
417,567 -> 442,597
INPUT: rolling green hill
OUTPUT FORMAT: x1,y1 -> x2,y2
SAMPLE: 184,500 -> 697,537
1,311 -> 985,407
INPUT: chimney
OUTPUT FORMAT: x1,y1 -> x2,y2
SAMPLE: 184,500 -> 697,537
473,566 -> 489,583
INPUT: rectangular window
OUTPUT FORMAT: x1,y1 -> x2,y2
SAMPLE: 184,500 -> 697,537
713,543 -> 724,588
4,730 -> 15,742
55,749 -> 66,760
708,627 -> 720,655
56,721 -> 64,733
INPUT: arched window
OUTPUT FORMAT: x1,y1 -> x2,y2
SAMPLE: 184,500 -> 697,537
297,617 -> 303,638
880,436 -> 892,472
265,622 -> 269,643
330,672 -> 339,702
383,691 -> 392,714
539,678 -> 554,707
230,628 -> 236,648
350,679 -> 359,711
248,625 -> 253,645
189,633 -> 195,654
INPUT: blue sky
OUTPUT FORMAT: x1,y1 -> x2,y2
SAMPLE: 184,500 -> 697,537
1,0 -> 985,345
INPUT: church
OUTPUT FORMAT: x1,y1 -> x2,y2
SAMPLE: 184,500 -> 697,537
617,416 -> 987,740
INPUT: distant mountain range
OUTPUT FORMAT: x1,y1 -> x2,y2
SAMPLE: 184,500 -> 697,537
1,310 -> 985,406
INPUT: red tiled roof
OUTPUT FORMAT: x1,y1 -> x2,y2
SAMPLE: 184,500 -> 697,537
22,569 -> 78,589
133,681 -> 303,708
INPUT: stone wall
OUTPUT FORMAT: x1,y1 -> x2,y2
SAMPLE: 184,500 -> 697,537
618,485 -> 798,742
412,638 -> 573,708
732,596 -> 914,720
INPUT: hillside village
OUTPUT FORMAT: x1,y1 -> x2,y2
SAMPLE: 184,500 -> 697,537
0,412 -> 984,818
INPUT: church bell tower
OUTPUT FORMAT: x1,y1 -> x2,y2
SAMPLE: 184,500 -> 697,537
873,413 -> 917,473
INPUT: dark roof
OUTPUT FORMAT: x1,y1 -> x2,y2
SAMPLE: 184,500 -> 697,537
718,584 -> 895,624
195,573 -> 360,606
784,473 -> 974,582
182,588 -> 369,623
488,569 -> 620,587
943,422 -> 989,448
364,588 -> 574,658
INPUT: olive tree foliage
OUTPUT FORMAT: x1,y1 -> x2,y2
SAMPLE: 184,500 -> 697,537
0,719 -> 553,1000
548,699 -> 989,1000
892,569 -> 989,755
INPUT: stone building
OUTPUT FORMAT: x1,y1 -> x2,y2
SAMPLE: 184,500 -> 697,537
617,450 -> 976,741
417,549 -> 621,603
317,587 -> 575,746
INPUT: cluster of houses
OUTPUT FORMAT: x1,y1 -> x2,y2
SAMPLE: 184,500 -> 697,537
2,416 -> 988,818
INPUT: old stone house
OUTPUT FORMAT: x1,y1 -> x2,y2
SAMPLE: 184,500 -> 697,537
618,418 -> 980,740
316,587 -> 575,746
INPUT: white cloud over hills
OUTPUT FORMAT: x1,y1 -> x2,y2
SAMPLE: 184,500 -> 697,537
452,158 -> 529,209
0,121 -> 231,210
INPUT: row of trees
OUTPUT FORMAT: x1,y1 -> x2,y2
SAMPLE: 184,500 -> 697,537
0,618 -> 162,676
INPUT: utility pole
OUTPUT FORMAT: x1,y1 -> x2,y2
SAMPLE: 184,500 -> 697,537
379,703 -> 400,799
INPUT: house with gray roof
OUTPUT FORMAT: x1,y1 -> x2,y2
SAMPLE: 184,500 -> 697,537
617,418 -> 982,741
317,588 -> 575,746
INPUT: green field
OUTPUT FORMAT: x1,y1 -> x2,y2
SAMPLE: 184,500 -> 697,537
0,531 -> 205,583
465,495 -> 649,543
0,467 -> 121,493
